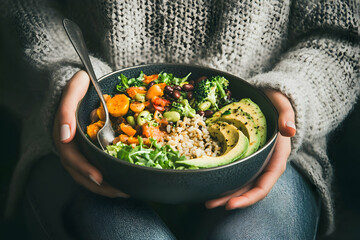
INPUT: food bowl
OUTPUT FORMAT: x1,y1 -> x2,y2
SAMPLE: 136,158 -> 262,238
76,63 -> 278,204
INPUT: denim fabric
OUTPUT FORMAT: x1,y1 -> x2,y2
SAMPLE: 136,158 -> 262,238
24,154 -> 320,240
207,163 -> 321,240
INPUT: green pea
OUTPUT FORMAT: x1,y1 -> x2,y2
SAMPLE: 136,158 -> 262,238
163,111 -> 181,122
135,93 -> 146,102
198,101 -> 211,111
126,116 -> 136,127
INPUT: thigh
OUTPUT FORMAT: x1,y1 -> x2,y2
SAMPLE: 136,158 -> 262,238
65,189 -> 175,240
24,153 -> 80,240
24,154 -> 175,240
207,162 -> 321,240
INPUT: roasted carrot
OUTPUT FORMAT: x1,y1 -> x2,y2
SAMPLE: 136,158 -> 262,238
120,123 -> 137,137
130,101 -> 146,113
96,94 -> 111,120
126,87 -> 147,99
119,134 -> 129,143
107,94 -> 130,117
127,136 -> 139,145
86,120 -> 105,141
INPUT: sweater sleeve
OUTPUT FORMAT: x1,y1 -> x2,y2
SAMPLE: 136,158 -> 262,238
247,0 -> 360,153
3,0 -> 112,218
6,0 -> 112,151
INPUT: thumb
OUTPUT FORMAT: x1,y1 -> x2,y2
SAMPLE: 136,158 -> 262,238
264,90 -> 296,137
59,70 -> 90,143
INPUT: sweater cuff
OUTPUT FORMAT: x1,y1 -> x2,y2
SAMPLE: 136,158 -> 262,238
247,71 -> 311,154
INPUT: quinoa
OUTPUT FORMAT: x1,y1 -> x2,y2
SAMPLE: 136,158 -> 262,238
160,115 -> 222,159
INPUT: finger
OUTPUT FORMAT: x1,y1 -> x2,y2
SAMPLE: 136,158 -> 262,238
226,134 -> 290,209
58,70 -> 90,143
64,165 -> 129,198
205,183 -> 253,209
264,89 -> 296,137
58,140 -> 104,185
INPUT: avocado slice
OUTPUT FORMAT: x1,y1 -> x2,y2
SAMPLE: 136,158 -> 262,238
206,106 -> 260,157
176,121 -> 249,168
208,121 -> 241,154
238,98 -> 267,147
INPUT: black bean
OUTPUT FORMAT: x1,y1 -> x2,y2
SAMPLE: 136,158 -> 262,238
186,91 -> 193,100
204,110 -> 214,117
182,84 -> 194,91
172,90 -> 181,99
164,85 -> 174,94
147,81 -> 156,89
197,110 -> 205,116
173,85 -> 182,91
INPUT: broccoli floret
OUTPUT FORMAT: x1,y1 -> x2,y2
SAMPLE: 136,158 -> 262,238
171,99 -> 196,118
193,76 -> 229,110
116,71 -> 145,92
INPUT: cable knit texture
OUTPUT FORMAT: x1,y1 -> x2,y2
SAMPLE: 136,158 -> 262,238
1,0 -> 359,235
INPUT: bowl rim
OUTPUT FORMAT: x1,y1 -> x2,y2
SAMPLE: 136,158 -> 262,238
76,63 -> 279,173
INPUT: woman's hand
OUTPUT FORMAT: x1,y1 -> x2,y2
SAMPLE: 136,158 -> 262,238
53,70 -> 129,198
205,89 -> 296,210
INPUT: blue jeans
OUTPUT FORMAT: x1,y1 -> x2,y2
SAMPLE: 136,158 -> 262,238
23,154 -> 320,239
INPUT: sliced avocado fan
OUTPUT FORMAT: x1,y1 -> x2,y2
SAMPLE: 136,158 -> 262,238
176,121 -> 249,168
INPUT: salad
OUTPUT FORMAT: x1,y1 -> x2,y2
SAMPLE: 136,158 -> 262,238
86,71 -> 247,170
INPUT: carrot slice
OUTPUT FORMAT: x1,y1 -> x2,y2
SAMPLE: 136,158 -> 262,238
127,136 -> 139,145
96,94 -> 111,120
130,101 -> 146,113
119,134 -> 129,143
107,94 -> 130,117
86,120 -> 105,141
120,123 -> 137,137
126,87 -> 147,99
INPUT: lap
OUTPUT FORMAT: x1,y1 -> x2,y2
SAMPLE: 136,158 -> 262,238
206,162 -> 321,240
24,155 -> 320,240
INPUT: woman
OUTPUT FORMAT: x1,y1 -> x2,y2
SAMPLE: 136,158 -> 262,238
2,0 -> 359,239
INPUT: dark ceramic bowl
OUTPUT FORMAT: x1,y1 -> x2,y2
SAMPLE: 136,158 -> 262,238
76,63 -> 278,204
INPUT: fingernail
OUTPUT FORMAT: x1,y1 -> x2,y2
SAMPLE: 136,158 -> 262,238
89,174 -> 101,186
286,121 -> 296,130
60,124 -> 71,142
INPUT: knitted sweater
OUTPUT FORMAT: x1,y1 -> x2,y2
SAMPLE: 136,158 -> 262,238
2,0 -> 359,235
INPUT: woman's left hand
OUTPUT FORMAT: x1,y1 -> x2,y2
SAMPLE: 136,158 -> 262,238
205,89 -> 296,210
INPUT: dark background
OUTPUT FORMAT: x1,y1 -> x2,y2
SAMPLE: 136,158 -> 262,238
0,20 -> 359,240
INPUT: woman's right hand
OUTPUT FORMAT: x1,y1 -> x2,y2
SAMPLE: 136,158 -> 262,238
53,70 -> 129,198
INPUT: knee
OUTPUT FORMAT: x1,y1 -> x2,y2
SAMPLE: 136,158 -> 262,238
64,191 -> 175,240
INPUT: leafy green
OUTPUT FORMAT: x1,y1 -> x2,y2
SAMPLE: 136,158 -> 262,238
116,71 -> 145,92
106,137 -> 187,169
156,72 -> 191,86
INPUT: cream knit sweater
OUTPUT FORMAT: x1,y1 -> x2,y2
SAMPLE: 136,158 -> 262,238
2,0 -> 359,235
